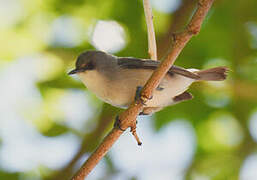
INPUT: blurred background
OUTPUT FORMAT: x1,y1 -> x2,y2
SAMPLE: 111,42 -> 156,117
0,0 -> 257,179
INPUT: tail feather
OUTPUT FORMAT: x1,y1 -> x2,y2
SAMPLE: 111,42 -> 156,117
196,66 -> 229,81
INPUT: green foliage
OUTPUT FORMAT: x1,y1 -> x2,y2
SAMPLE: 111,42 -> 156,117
0,0 -> 257,179
0,171 -> 19,180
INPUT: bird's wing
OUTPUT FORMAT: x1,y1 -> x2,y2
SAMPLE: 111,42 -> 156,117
117,57 -> 200,79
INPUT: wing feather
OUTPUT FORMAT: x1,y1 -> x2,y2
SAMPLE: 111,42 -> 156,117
117,57 -> 200,79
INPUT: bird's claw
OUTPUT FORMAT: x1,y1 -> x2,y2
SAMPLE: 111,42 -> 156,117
114,115 -> 126,131
135,86 -> 152,106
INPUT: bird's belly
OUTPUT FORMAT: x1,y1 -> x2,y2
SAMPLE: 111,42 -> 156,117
146,75 -> 195,107
78,71 -> 135,108
78,70 -> 195,109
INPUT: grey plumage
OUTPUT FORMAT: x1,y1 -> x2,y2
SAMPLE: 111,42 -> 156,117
69,50 -> 228,115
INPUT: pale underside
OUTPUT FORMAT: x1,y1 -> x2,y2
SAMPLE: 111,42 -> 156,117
78,68 -> 195,114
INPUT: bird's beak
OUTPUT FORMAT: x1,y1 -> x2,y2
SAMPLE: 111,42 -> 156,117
68,68 -> 84,75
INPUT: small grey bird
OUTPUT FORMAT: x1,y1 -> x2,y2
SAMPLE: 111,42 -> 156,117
68,50 -> 228,115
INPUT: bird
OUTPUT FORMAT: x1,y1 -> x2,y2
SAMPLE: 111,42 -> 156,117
68,50 -> 228,115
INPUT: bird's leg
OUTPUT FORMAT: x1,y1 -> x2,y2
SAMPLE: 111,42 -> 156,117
114,86 -> 148,146
135,86 -> 144,104
135,86 -> 153,106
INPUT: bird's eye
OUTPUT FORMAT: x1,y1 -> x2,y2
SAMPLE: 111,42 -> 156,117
86,62 -> 94,70
80,63 -> 87,68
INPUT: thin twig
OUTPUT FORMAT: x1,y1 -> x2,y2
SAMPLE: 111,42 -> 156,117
141,0 -> 214,99
72,0 -> 214,179
143,0 -> 157,60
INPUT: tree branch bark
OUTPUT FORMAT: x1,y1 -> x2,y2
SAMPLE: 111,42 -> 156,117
157,0 -> 197,58
48,104 -> 118,180
143,0 -> 157,60
72,0 -> 214,179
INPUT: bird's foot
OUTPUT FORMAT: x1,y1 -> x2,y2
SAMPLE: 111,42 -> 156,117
135,86 -> 153,106
114,115 -> 126,131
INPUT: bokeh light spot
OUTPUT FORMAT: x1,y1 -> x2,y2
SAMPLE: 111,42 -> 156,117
240,154 -> 257,180
151,0 -> 181,13
246,22 -> 257,49
0,0 -> 23,28
249,109 -> 257,142
49,16 -> 85,47
91,20 -> 127,53
198,111 -> 244,151
111,117 -> 196,179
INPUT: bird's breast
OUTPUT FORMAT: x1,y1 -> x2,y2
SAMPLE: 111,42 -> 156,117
78,70 -> 133,108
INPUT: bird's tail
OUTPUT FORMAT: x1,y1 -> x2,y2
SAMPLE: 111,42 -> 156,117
195,66 -> 229,81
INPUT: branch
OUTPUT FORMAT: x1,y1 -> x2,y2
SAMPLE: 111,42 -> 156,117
141,0 -> 214,99
49,104 -> 117,180
72,0 -> 214,179
143,0 -> 157,60
157,0 -> 197,58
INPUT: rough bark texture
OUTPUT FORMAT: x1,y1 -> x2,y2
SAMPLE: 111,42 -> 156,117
72,0 -> 214,179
